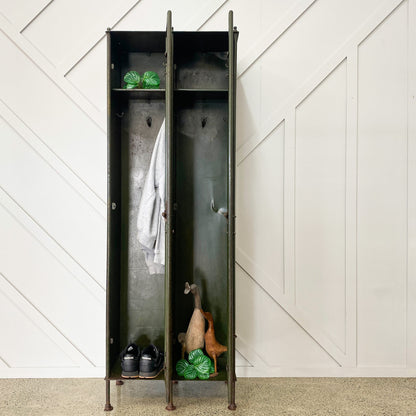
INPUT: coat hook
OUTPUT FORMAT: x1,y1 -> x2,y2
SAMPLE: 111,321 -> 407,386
116,112 -> 124,118
211,199 -> 228,219
201,117 -> 207,128
146,116 -> 152,127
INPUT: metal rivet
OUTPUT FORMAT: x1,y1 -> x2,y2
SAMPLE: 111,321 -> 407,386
111,202 -> 117,210
110,338 -> 114,344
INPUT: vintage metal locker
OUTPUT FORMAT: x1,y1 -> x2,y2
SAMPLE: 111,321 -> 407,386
105,11 -> 238,411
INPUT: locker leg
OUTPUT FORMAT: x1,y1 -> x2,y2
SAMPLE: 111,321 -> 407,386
165,380 -> 176,411
116,380 -> 124,386
227,373 -> 236,410
104,379 -> 113,411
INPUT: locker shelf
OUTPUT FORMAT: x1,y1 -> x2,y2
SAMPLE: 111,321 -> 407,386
112,88 -> 165,99
107,362 -> 165,381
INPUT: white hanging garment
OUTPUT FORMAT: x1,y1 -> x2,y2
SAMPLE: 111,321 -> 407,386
137,119 -> 166,274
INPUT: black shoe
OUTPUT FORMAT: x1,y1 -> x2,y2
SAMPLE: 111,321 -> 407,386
120,343 -> 140,378
139,344 -> 164,379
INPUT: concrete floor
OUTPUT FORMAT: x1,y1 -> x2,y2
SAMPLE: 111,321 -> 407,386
1,378 -> 416,416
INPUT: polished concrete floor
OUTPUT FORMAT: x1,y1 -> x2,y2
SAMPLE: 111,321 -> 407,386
0,378 -> 415,415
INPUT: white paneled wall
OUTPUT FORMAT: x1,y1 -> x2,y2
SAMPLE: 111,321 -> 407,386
0,0 -> 415,377
357,2 -> 408,366
295,60 -> 347,354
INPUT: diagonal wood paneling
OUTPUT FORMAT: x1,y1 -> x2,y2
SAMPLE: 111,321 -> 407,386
0,13 -> 106,130
237,0 -> 403,164
62,0 -> 227,77
58,0 -> 143,76
0,288 -> 77,369
21,0 -> 139,70
0,30 -> 107,199
356,0 -> 408,366
0,0 -> 51,32
1,0 -> 415,378
0,187 -> 105,300
0,101 -> 106,218
294,60 -> 347,355
235,0 -> 414,374
66,0 -> 228,112
182,0 -> 227,30
236,122 -> 285,294
0,0 -> 240,378
235,350 -> 253,368
236,0 -> 317,76
0,116 -> 106,283
0,201 -> 105,367
0,273 -> 93,367
0,357 -> 9,368
236,265 -> 338,368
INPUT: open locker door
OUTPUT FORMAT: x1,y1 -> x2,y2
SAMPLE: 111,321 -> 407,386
227,9 -> 238,411
164,9 -> 175,412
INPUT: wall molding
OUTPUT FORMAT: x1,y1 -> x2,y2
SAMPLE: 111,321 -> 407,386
0,273 -> 95,368
0,187 -> 105,299
183,0 -> 228,30
59,0 -> 228,76
57,0 -> 143,76
19,1 -> 53,33
236,0 -> 404,165
345,48 -> 358,367
236,335 -> 267,369
236,264 -> 347,366
0,13 -> 106,131
407,0 -> 416,369
0,100 -> 106,216
1,0 -> 414,378
237,0 -> 317,77
0,357 -> 10,368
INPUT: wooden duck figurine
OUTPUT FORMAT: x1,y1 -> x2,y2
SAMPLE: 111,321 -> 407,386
202,311 -> 227,377
183,282 -> 205,353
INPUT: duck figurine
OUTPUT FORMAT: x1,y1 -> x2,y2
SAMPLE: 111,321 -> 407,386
202,311 -> 227,377
183,282 -> 205,353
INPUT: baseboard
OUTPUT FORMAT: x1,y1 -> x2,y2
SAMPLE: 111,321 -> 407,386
2,366 -> 416,379
236,366 -> 416,377
0,367 -> 105,378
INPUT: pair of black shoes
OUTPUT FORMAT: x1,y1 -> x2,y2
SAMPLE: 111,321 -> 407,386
120,343 -> 164,379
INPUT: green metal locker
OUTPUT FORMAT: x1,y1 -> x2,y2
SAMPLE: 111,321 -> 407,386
105,10 -> 238,411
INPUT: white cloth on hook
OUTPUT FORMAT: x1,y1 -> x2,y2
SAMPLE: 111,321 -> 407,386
137,119 -> 165,274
